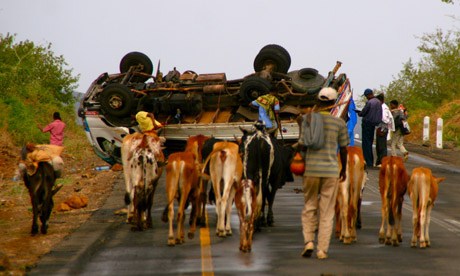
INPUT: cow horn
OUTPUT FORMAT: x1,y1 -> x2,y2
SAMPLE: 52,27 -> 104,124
52,183 -> 63,196
157,160 -> 168,168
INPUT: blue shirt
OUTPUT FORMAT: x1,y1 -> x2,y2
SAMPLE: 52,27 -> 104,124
359,97 -> 382,126
251,100 -> 280,128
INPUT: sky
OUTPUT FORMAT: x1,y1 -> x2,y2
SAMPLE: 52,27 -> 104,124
1,0 -> 459,103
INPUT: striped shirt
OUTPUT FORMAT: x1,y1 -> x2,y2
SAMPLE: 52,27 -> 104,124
304,112 -> 349,178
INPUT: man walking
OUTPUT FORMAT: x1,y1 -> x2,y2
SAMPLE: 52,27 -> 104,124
300,87 -> 349,259
357,89 -> 382,168
390,100 -> 409,161
375,93 -> 394,167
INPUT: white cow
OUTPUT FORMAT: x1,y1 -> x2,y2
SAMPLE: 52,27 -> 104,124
121,132 -> 165,230
202,141 -> 243,237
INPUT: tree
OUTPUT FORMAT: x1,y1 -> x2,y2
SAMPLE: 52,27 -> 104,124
383,29 -> 460,110
0,33 -> 79,145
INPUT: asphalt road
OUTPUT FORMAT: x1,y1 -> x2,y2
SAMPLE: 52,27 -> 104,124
30,151 -> 460,276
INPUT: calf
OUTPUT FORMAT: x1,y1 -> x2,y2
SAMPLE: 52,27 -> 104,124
235,179 -> 257,252
162,135 -> 209,246
335,146 -> 367,244
239,122 -> 294,229
408,167 -> 445,248
378,156 -> 409,246
22,162 -> 60,235
202,141 -> 243,237
122,133 -> 165,231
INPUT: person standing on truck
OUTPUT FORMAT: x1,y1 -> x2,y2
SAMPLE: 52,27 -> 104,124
390,100 -> 409,161
300,87 -> 349,260
38,112 -> 66,146
250,90 -> 280,134
356,88 -> 382,169
135,101 -> 163,134
374,93 -> 394,167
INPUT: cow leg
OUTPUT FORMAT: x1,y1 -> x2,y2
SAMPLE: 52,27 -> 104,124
176,188 -> 188,244
146,184 -> 156,229
419,203 -> 428,248
247,212 -> 255,252
188,188 -> 200,239
378,196 -> 387,244
425,204 -> 433,247
40,197 -> 53,234
30,193 -> 40,235
167,201 -> 176,246
224,185 -> 236,236
212,175 -> 225,237
410,196 -> 419,248
198,179 -> 208,227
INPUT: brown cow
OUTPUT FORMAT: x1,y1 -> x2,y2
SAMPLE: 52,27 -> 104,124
335,146 -> 367,244
378,156 -> 409,246
235,179 -> 257,252
202,141 -> 243,237
162,135 -> 209,246
408,167 -> 445,248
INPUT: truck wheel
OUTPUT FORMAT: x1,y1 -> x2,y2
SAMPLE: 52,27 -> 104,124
239,76 -> 272,104
288,68 -> 325,94
253,44 -> 291,74
119,52 -> 153,83
100,84 -> 134,117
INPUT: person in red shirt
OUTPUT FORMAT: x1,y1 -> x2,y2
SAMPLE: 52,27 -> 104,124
38,112 -> 66,146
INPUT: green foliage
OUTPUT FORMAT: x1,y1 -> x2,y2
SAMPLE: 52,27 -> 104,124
383,29 -> 460,112
0,33 -> 80,145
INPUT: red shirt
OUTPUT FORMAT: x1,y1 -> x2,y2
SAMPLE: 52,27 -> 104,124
43,119 -> 66,146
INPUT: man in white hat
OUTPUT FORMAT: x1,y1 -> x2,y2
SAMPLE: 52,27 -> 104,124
300,87 -> 349,260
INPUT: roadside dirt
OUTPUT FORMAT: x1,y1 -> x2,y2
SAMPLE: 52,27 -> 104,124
0,144 -> 121,275
0,140 -> 459,275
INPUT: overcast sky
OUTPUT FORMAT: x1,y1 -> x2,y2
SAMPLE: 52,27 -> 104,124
1,0 -> 458,101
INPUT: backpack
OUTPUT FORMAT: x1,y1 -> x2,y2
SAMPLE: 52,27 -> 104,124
298,112 -> 325,150
401,118 -> 411,135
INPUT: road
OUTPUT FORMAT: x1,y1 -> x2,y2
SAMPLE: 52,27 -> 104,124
31,151 -> 460,276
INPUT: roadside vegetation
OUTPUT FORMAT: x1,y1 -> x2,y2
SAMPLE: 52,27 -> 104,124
382,29 -> 460,147
0,33 -> 90,161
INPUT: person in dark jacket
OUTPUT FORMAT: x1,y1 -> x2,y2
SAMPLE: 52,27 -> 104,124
357,89 -> 382,168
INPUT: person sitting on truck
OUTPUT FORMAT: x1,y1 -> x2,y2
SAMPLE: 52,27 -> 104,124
250,90 -> 280,133
135,101 -> 163,134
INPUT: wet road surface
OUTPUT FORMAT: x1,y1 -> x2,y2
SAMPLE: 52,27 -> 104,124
31,151 -> 460,275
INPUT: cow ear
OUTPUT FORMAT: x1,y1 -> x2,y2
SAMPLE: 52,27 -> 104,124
436,177 -> 446,184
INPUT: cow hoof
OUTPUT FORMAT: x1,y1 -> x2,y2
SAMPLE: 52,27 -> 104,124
343,237 -> 352,244
397,235 -> 403,243
420,241 -> 426,248
188,232 -> 195,239
226,230 -> 232,236
176,238 -> 184,244
392,241 -> 399,247
378,237 -> 385,244
40,225 -> 48,235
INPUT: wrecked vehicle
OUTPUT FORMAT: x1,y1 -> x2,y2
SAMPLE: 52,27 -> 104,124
78,44 -> 352,164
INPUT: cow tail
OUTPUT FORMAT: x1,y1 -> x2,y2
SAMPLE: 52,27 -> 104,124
388,166 -> 395,226
244,185 -> 252,222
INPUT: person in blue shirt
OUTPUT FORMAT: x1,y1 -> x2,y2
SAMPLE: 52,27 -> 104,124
250,91 -> 280,133
357,88 -> 382,168
347,98 -> 358,146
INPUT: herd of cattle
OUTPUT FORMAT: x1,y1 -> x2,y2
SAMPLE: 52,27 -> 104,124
20,123 -> 445,253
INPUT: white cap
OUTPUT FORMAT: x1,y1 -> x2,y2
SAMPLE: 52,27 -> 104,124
318,87 -> 338,101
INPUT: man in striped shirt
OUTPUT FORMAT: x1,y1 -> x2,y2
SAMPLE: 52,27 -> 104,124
301,87 -> 349,260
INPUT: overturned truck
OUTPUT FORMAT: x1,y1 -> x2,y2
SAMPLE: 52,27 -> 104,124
78,44 -> 352,164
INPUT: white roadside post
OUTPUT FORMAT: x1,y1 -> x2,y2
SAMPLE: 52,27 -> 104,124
436,118 -> 443,149
423,116 -> 430,143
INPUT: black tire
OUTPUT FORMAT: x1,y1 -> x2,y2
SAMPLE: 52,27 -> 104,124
288,68 -> 325,94
119,52 -> 153,83
100,83 -> 134,117
239,76 -> 272,104
254,44 -> 291,74
260,44 -> 291,67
